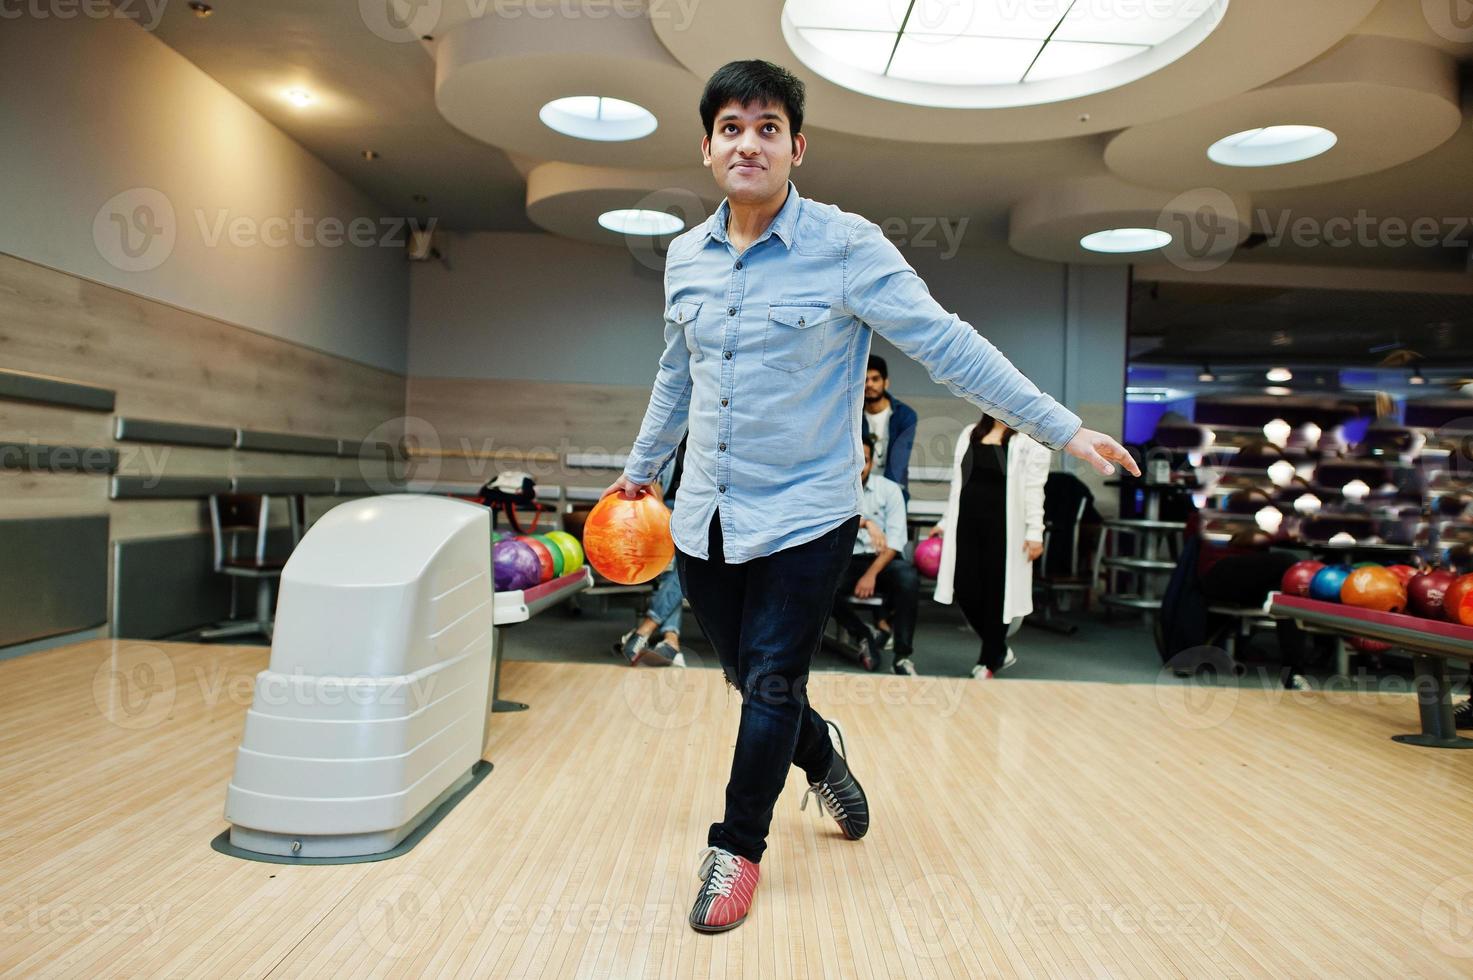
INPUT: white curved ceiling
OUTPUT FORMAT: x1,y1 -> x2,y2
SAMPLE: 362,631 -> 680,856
143,0 -> 1473,271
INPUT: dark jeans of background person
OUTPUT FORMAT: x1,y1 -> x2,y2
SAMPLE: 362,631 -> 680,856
954,443 -> 1010,672
677,512 -> 860,864
1200,552 -> 1328,677
829,555 -> 919,662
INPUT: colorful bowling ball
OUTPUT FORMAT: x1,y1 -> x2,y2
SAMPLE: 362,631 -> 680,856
1386,564 -> 1417,586
533,534 -> 564,577
1280,560 -> 1325,598
543,530 -> 584,573
914,536 -> 943,578
1409,569 -> 1456,618
1309,565 -> 1351,603
1339,565 -> 1407,613
516,536 -> 556,584
493,539 -> 541,592
582,493 -> 675,585
1445,574 -> 1473,627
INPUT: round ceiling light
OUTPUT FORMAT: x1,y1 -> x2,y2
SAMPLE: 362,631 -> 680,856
1207,125 -> 1338,167
1079,228 -> 1172,254
780,0 -> 1230,108
597,209 -> 684,236
539,96 -> 658,142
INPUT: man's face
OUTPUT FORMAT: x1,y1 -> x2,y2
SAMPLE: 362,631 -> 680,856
861,445 -> 873,482
864,369 -> 887,403
703,99 -> 805,206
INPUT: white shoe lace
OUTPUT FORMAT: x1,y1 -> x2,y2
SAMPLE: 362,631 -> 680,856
696,846 -> 741,897
801,781 -> 847,821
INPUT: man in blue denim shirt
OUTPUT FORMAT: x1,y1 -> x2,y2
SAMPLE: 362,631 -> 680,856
604,61 -> 1138,934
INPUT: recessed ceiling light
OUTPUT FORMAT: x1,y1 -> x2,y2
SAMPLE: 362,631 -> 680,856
539,97 -> 657,142
285,89 -> 314,108
598,209 -> 684,236
1208,125 -> 1338,167
1197,364 -> 1216,383
780,0 -> 1227,108
1079,228 -> 1172,253
188,1 -> 212,16
361,149 -> 380,161
1266,367 -> 1293,382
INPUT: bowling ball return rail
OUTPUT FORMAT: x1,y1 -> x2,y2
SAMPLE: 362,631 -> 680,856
1270,593 -> 1473,749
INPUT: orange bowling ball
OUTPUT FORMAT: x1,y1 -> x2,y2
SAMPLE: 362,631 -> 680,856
1445,574 -> 1473,627
1339,565 -> 1407,614
582,492 -> 675,585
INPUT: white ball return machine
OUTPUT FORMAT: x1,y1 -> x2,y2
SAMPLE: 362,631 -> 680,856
217,494 -> 589,862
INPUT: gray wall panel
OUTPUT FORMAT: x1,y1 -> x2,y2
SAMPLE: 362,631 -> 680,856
0,516 -> 109,647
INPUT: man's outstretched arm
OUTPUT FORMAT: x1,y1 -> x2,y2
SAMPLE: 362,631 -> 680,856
843,222 -> 1139,477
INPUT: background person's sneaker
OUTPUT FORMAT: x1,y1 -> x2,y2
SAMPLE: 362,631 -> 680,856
646,638 -> 682,666
689,846 -> 760,933
971,665 -> 994,680
1000,648 -> 1018,671
800,721 -> 870,840
615,630 -> 648,665
894,657 -> 917,676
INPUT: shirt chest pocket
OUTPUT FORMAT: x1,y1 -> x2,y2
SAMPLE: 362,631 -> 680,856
762,304 -> 829,373
667,300 -> 704,362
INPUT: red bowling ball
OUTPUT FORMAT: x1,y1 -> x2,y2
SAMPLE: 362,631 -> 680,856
1279,560 -> 1325,598
1385,564 -> 1417,586
1408,569 -> 1456,619
1445,574 -> 1473,627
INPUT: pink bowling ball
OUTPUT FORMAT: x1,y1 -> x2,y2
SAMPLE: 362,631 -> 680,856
914,535 -> 943,578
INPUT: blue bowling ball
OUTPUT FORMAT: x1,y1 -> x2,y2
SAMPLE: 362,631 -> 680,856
1309,565 -> 1352,602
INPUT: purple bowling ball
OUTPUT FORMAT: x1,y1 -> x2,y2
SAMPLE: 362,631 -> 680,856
493,539 -> 542,592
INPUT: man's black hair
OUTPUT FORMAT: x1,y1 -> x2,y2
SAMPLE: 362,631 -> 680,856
867,355 -> 888,380
700,60 -> 806,141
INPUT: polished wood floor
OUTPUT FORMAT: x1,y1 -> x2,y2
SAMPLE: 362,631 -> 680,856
3,639 -> 1472,978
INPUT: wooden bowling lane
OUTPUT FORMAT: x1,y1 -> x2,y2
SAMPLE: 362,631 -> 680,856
3,639 -> 1473,977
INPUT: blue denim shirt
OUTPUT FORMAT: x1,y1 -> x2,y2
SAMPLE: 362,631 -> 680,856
623,183 -> 1081,563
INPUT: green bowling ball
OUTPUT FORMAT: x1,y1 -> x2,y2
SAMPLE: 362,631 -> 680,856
534,533 -> 565,577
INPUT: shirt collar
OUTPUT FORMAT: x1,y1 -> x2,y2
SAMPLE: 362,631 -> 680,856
705,181 -> 801,249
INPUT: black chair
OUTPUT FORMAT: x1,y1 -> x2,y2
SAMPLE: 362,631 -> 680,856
199,493 -> 303,641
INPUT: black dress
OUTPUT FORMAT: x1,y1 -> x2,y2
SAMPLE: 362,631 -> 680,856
954,440 -> 1010,671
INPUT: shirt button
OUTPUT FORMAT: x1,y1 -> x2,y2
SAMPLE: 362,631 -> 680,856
719,443 -> 727,451
723,350 -> 732,359
727,307 -> 736,316
721,399 -> 729,407
719,485 -> 727,493
735,261 -> 743,270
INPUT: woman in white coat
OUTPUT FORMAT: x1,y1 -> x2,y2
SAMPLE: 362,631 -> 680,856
930,412 -> 1050,678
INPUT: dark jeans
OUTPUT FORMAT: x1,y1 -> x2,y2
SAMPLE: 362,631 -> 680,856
830,554 -> 919,660
677,513 -> 860,864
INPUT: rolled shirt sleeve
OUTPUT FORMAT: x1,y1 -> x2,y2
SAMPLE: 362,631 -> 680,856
842,222 -> 1082,452
880,480 -> 908,554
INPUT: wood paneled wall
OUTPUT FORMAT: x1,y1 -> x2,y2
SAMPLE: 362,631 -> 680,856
0,250 -> 407,538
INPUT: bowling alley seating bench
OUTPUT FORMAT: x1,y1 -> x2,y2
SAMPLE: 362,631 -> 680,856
1270,593 -> 1473,750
